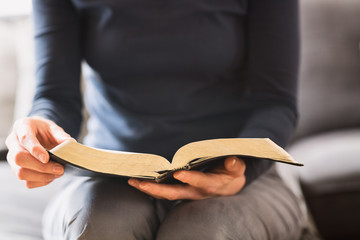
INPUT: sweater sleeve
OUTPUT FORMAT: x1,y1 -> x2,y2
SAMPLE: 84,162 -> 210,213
29,0 -> 83,138
239,0 -> 300,185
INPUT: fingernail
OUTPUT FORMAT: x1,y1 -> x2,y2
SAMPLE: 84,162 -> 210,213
139,182 -> 150,190
231,158 -> 237,167
128,179 -> 136,186
39,153 -> 47,163
53,164 -> 63,174
174,171 -> 185,179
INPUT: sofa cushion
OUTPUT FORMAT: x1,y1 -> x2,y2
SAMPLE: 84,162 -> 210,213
0,162 -> 67,240
0,20 -> 18,138
294,0 -> 360,139
285,129 -> 360,240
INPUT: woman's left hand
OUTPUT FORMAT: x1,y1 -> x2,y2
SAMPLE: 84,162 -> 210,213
128,156 -> 246,200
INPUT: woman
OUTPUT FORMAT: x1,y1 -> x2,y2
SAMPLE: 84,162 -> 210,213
6,0 -> 304,239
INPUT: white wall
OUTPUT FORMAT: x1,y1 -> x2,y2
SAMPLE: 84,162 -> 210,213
0,1 -> 32,17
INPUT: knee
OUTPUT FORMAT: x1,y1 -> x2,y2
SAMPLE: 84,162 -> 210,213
157,195 -> 303,240
74,180 -> 159,240
157,198 -> 234,240
67,197 -> 158,240
46,178 -> 159,240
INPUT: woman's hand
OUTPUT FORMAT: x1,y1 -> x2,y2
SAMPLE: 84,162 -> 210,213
128,156 -> 246,200
5,116 -> 74,188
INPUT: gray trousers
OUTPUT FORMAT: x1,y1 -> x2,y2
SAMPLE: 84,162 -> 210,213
42,166 -> 304,240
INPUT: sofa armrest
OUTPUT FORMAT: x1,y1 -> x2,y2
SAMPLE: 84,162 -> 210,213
298,130 -> 360,240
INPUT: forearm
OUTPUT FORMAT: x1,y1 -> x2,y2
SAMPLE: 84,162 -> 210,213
239,101 -> 298,185
240,0 -> 300,185
30,0 -> 83,138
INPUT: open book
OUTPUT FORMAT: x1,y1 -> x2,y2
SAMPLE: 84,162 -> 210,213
49,138 -> 303,182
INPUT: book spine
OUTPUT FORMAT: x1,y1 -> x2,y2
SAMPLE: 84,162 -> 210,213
155,164 -> 191,183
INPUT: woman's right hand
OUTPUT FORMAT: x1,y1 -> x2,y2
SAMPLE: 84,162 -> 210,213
5,116 -> 74,188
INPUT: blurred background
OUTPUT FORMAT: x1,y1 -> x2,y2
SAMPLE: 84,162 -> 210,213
0,0 -> 33,141
0,0 -> 359,239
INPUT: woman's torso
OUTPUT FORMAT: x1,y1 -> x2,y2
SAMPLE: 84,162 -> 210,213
74,0 -> 250,158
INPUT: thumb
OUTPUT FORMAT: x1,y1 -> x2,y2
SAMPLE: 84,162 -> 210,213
49,123 -> 75,145
15,122 -> 49,164
224,156 -> 246,177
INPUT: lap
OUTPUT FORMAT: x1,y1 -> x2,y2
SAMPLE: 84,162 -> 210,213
42,177 -> 163,240
157,166 -> 304,240
43,166 -> 304,240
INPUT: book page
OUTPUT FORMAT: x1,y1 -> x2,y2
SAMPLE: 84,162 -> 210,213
50,140 -> 172,178
171,138 -> 302,168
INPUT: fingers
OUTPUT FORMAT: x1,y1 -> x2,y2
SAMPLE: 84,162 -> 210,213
8,148 -> 64,175
128,156 -> 247,200
47,120 -> 74,144
220,174 -> 246,195
173,157 -> 245,193
13,120 -> 48,163
224,156 -> 246,177
173,170 -> 223,196
128,179 -> 205,200
25,181 -> 54,189
16,168 -> 61,183
5,117 -> 69,189
6,134 -> 64,188
10,117 -> 73,164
